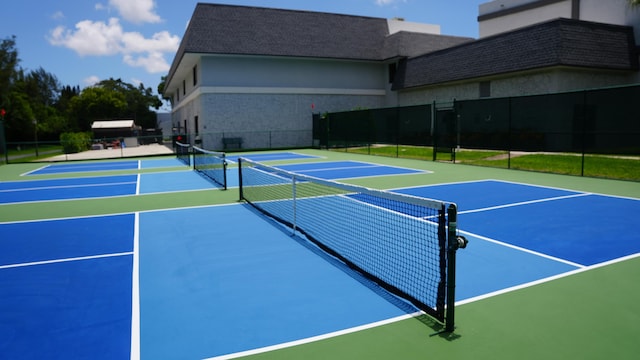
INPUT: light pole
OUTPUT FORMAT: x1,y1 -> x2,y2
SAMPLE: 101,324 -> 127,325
33,119 -> 39,157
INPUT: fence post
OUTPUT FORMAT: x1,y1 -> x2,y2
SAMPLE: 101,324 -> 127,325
508,97 -> 512,169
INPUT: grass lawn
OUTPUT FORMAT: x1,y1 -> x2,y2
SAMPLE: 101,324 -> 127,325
331,145 -> 640,182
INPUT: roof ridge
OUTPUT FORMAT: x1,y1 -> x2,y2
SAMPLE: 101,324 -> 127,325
195,2 -> 387,22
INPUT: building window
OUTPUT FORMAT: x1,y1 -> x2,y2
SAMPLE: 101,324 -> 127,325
194,116 -> 199,135
183,80 -> 186,95
479,81 -> 491,98
193,65 -> 198,86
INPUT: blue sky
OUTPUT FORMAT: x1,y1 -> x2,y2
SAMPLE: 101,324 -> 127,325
1,0 -> 484,103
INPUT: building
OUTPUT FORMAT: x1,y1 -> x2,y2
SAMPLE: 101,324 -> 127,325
163,2 -> 639,150
478,0 -> 640,39
91,120 -> 139,140
395,17 -> 639,104
163,3 -> 471,150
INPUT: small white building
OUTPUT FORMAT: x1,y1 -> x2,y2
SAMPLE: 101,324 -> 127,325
91,120 -> 140,147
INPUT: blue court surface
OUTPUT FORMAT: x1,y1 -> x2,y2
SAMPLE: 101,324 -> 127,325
2,176 -> 638,359
394,180 -> 640,267
27,161 -> 141,175
2,161 -> 426,204
0,214 -> 135,359
0,175 -> 139,204
226,152 -> 320,163
274,160 -> 425,179
2,154 -> 640,360
25,158 -> 186,176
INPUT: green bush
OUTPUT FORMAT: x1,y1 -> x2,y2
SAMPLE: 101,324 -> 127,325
60,132 -> 92,154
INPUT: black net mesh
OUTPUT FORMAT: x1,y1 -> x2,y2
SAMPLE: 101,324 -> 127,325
193,146 -> 227,189
175,142 -> 191,166
239,158 -> 451,323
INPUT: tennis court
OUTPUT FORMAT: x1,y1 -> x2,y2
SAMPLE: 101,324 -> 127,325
0,149 -> 638,359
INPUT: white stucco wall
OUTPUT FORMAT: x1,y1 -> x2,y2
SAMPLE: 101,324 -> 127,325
387,18 -> 440,35
170,55 -> 391,149
479,0 -> 640,42
200,56 -> 386,90
479,0 -> 572,37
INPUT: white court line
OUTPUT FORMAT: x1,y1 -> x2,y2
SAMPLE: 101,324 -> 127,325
458,192 -> 592,215
0,181 -> 137,193
0,202 -> 240,225
206,250 -> 640,360
456,252 -> 640,306
390,178 -> 490,192
203,313 -> 419,360
295,164 -> 380,173
135,174 -> 141,195
130,212 -> 141,360
0,252 -> 133,270
20,162 -> 138,176
458,229 -> 586,268
20,164 -> 50,176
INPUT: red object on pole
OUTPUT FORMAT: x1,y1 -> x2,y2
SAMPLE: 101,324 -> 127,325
0,108 -> 5,117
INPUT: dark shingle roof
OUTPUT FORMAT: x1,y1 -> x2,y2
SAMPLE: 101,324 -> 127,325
393,18 -> 639,90
381,31 -> 472,59
166,3 -> 472,88
181,4 -> 387,60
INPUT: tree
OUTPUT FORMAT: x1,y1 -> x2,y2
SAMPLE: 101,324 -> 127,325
1,37 -> 70,141
631,0 -> 640,7
157,75 -> 171,101
23,67 -> 65,139
95,78 -> 162,129
0,36 -> 19,110
68,86 -> 128,131
56,85 -> 80,116
67,78 -> 162,131
4,70 -> 35,141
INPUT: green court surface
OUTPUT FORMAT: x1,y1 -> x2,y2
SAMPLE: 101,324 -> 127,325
1,149 -> 639,360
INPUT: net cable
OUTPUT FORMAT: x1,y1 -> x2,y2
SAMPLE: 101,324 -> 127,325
238,157 -> 465,330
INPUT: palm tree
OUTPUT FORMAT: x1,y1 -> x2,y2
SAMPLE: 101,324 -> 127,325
630,0 -> 640,7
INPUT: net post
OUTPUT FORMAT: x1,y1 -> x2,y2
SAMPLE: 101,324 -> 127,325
238,158 -> 244,201
222,153 -> 228,190
445,203 -> 467,333
291,175 -> 297,235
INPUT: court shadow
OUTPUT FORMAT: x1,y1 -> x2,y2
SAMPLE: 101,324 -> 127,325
242,204 -> 463,340
411,314 -> 463,341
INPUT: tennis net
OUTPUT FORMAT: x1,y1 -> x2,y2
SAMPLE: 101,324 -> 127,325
238,158 -> 466,331
193,146 -> 227,190
176,141 -> 191,166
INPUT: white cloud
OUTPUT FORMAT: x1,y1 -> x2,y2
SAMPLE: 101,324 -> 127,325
109,0 -> 161,24
123,52 -> 172,73
83,75 -> 100,87
376,0 -> 405,5
49,18 -> 124,56
48,17 -> 180,73
51,11 -> 65,20
131,78 -> 143,87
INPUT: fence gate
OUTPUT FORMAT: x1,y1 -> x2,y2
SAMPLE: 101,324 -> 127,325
432,101 -> 458,161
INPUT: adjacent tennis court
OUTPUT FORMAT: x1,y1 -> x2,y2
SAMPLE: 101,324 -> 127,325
0,150 -> 638,360
1,159 -> 425,204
